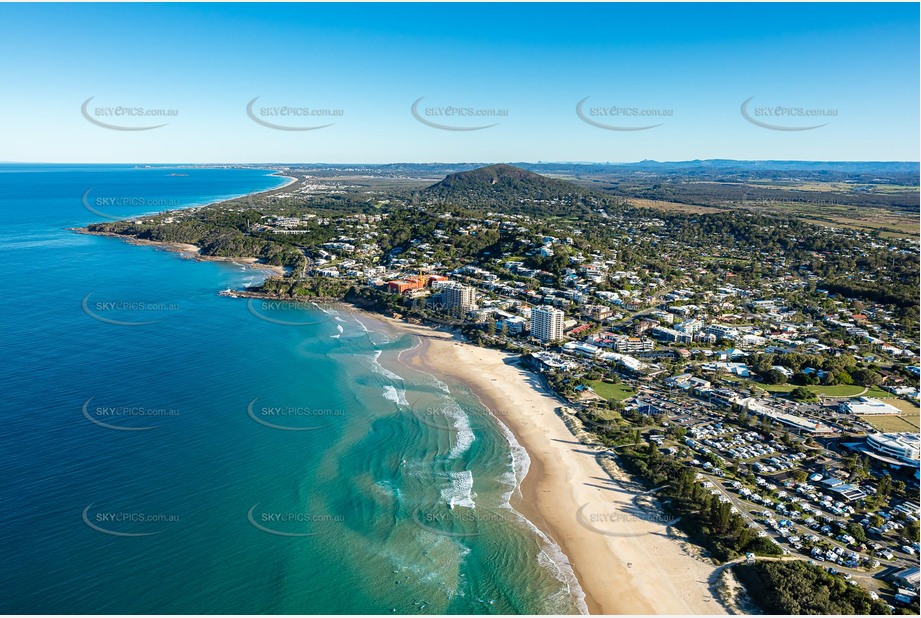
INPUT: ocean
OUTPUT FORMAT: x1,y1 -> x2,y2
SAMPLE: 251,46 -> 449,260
0,164 -> 584,614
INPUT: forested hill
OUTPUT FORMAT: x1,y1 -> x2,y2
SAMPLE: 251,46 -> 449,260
418,164 -> 605,215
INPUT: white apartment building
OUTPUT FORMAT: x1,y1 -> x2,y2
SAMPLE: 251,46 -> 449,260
532,306 -> 565,343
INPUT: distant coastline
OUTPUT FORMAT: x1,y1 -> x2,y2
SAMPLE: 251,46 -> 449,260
72,168 -> 298,276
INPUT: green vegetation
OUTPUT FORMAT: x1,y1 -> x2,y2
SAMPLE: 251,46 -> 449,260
87,210 -> 306,271
256,276 -> 355,299
614,444 -> 782,562
420,164 -> 599,216
864,385 -> 895,399
790,386 -> 818,402
564,415 -> 785,563
585,379 -> 634,402
734,560 -> 890,615
806,384 -> 869,397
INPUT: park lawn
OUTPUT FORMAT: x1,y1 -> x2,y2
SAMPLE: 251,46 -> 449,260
586,380 -> 635,403
759,383 -> 795,393
863,385 -> 892,399
809,384 -> 867,397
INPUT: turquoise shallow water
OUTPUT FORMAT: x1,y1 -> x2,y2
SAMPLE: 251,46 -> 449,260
0,165 -> 583,614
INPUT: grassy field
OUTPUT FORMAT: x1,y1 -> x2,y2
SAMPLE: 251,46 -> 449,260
758,383 -> 887,397
811,384 -> 873,397
798,214 -> 918,239
890,399 -> 921,414
721,181 -> 919,238
594,408 -> 623,422
860,412 -> 921,433
586,380 -> 635,403
626,198 -> 723,215
743,181 -> 919,194
862,385 -> 893,399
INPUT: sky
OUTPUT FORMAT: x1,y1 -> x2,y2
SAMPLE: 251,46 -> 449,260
0,2 -> 918,164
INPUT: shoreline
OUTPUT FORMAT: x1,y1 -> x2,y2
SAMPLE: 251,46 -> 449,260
72,169 -> 300,278
71,169 -> 726,613
186,168 -> 298,208
76,230 -> 288,277
376,315 -> 727,616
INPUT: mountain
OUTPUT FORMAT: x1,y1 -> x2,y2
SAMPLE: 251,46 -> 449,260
420,164 -> 602,215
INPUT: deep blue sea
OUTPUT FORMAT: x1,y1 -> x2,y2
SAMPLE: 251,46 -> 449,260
0,165 -> 583,614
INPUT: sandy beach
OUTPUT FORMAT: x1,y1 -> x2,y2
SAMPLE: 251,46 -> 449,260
388,320 -> 726,616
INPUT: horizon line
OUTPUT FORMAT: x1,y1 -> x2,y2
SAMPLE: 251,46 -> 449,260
2,159 -> 919,166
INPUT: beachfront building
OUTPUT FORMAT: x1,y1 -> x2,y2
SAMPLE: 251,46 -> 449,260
532,306 -> 565,343
443,283 -> 477,313
498,315 -> 527,335
562,341 -> 601,358
585,333 -> 657,354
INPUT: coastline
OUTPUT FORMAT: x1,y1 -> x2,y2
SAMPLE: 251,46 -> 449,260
71,169 -> 725,613
211,169 -> 297,206
73,169 -> 300,277
76,230 -> 288,277
379,316 -> 727,616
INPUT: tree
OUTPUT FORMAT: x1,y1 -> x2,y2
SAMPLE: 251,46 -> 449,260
762,369 -> 788,385
850,368 -> 882,386
790,386 -> 817,402
735,560 -> 891,615
907,520 -> 920,542
877,474 -> 893,498
738,409 -> 750,426
846,522 -> 867,544
668,426 -> 687,441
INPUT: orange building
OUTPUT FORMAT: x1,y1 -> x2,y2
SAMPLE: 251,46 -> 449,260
388,274 -> 450,294
387,281 -> 416,294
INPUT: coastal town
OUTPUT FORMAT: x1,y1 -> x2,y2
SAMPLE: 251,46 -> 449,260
8,2 -> 919,616
84,163 -> 920,614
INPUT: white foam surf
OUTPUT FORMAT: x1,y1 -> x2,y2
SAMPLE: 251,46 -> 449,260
440,470 -> 476,509
382,385 -> 409,406
440,400 -> 474,459
369,350 -> 405,381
